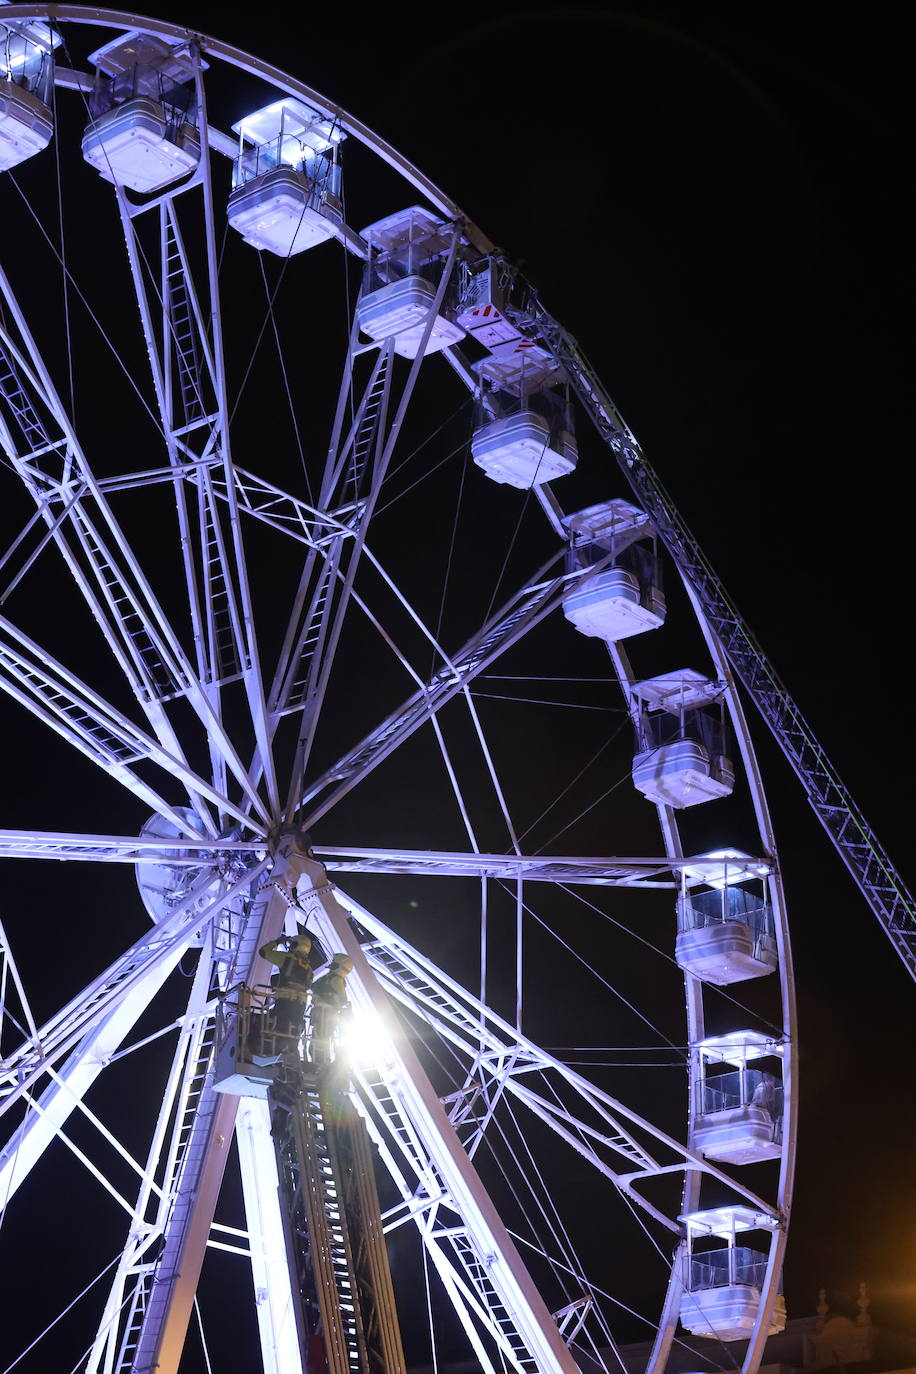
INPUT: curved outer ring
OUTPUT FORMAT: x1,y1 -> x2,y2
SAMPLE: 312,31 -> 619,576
2,3 -> 494,251
1,8 -> 796,1370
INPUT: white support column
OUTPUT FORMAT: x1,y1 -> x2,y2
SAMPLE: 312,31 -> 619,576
235,1098 -> 304,1374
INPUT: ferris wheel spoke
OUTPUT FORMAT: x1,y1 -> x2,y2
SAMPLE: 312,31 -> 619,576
299,553 -> 579,825
0,858 -> 267,1130
314,845 -> 690,885
340,887 -> 780,1225
108,59 -> 282,817
85,934 -> 221,1374
0,614 -> 266,834
0,827 -> 265,864
0,276 -> 272,826
275,230 -> 465,812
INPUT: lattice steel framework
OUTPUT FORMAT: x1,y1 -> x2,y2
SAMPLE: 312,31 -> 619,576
2,8 -> 903,1374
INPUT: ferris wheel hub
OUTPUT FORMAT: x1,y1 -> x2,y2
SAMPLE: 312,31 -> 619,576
135,810 -> 231,925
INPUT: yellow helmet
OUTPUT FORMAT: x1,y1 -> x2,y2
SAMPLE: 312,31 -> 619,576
330,954 -> 353,975
290,933 -> 312,954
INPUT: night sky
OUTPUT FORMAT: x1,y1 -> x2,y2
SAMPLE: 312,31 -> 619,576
0,3 -> 913,1370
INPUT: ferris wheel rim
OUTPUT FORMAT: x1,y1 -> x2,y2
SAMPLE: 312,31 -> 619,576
0,2 -> 494,249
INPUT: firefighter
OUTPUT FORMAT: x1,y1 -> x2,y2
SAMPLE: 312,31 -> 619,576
259,929 -> 314,1042
308,954 -> 353,1064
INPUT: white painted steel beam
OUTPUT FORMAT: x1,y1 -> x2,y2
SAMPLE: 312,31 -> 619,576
235,1099 -> 304,1374
350,895 -> 779,1227
299,558 -> 573,825
317,846 -> 689,885
120,883 -> 292,1374
0,861 -> 267,1122
0,615 -> 264,835
282,233 -> 464,812
0,270 -> 271,828
0,948 -> 184,1208
0,828 -> 265,863
86,943 -> 219,1374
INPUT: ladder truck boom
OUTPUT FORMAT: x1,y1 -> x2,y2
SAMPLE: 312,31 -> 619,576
462,256 -> 916,983
272,1058 -> 406,1374
214,957 -> 407,1374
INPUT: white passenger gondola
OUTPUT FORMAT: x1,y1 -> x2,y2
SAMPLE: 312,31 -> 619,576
680,1208 -> 786,1340
676,861 -> 778,984
631,670 -> 734,808
81,34 -> 200,192
0,21 -> 56,171
471,410 -> 576,488
562,500 -> 665,638
470,359 -> 577,488
356,207 -> 466,357
692,1032 -> 784,1164
227,98 -> 344,256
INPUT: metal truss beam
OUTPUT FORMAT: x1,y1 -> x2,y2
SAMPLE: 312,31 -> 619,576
0,270 -> 271,828
315,846 -> 739,886
280,230 -> 465,813
86,940 -> 219,1374
114,879 -> 293,1374
0,861 -> 267,1123
339,889 -> 778,1225
530,300 -> 916,982
109,48 -> 280,817
0,941 -> 185,1209
0,828 -> 265,864
96,465 -> 355,552
0,615 -> 264,835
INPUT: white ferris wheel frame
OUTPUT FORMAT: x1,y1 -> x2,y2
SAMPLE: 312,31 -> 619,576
0,8 -> 797,1374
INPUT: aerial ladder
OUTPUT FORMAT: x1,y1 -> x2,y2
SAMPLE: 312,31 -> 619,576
455,254 -> 916,984
215,959 -> 407,1374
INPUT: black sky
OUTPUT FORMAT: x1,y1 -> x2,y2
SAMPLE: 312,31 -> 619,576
0,2 -> 913,1369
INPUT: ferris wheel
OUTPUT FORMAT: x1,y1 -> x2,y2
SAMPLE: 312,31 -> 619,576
0,8 -> 799,1373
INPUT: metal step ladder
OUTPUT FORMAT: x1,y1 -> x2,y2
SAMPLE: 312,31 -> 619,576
112,1263 -> 155,1373
356,1055 -> 542,1372
164,230 -> 206,424
0,637 -> 144,763
125,1017 -> 220,1374
71,510 -> 179,699
346,349 -> 390,502
199,488 -> 244,682
442,1230 -> 540,1374
280,562 -> 336,714
0,349 -> 53,454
